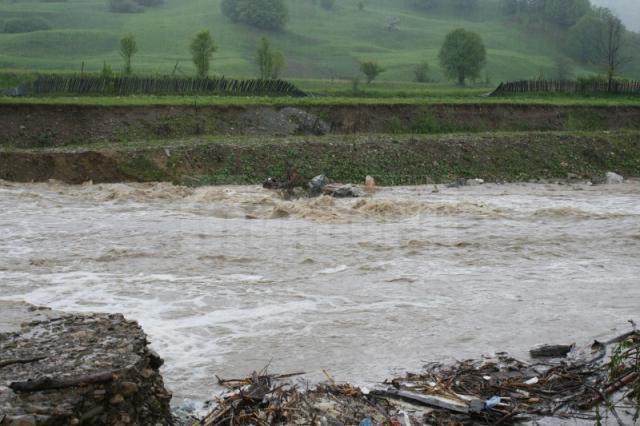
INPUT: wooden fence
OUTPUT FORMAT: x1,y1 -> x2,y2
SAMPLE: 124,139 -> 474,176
20,75 -> 307,97
490,79 -> 640,96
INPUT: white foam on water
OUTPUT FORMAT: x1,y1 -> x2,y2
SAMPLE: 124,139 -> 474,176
317,265 -> 348,275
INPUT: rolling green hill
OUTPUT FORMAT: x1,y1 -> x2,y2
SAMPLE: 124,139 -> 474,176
0,0 -> 638,83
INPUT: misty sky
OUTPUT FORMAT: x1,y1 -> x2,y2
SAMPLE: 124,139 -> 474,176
591,0 -> 640,31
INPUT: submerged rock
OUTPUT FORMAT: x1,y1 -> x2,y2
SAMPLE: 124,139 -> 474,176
0,301 -> 172,426
323,184 -> 365,198
466,178 -> 485,186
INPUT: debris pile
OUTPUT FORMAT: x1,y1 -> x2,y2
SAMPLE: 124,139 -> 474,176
199,331 -> 639,425
263,174 -> 369,199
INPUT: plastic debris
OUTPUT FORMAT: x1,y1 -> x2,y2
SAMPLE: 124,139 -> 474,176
484,396 -> 502,410
524,377 -> 539,385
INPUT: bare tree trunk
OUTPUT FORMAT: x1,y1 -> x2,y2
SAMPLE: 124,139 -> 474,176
604,14 -> 626,93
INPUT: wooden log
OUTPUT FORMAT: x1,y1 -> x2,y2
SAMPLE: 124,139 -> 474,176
530,344 -> 573,358
374,388 -> 485,414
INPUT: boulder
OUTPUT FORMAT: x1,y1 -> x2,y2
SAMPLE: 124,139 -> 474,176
605,172 -> 624,184
308,175 -> 329,197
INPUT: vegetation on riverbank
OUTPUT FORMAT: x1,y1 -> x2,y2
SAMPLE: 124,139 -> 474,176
2,131 -> 639,185
2,92 -> 640,108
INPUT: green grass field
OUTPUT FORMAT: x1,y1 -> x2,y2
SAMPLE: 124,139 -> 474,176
1,0 -> 636,84
2,88 -> 639,107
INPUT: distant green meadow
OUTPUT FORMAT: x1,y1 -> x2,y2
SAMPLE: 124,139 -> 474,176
1,0 -> 636,84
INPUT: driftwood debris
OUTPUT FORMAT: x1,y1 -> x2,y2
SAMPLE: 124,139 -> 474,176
200,330 -> 640,425
374,388 -> 483,413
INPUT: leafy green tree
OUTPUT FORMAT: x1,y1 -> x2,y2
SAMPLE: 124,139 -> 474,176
438,28 -> 486,85
221,0 -> 288,31
255,37 -> 286,79
542,0 -> 590,28
599,11 -> 628,90
567,15 -> 606,63
567,8 -> 629,89
119,33 -> 138,75
270,50 -> 285,79
190,31 -> 217,78
359,60 -> 384,83
414,61 -> 431,83
101,61 -> 114,78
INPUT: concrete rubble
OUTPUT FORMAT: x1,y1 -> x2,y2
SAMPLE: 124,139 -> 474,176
0,301 -> 172,426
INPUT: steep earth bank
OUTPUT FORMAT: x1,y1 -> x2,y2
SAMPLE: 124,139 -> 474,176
0,104 -> 639,148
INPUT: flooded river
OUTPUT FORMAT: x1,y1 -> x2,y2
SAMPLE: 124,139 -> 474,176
1,180 -> 639,407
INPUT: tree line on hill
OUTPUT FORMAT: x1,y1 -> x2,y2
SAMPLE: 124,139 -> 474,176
498,0 -> 633,89
2,0 -> 635,88
108,32 -> 285,80
214,0 -> 634,87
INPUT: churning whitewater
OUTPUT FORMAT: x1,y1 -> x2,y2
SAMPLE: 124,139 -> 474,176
1,180 -> 639,407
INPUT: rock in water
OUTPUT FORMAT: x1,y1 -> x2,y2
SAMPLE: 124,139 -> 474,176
308,175 -> 329,197
365,176 -> 376,192
323,184 -> 365,198
0,301 -> 173,425
466,178 -> 485,186
605,172 -> 624,184
263,176 -> 279,189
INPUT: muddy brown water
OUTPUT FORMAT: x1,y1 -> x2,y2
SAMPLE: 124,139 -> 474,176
1,180 -> 639,409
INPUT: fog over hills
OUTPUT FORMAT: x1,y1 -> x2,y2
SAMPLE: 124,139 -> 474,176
591,0 -> 640,31
0,0 -> 637,79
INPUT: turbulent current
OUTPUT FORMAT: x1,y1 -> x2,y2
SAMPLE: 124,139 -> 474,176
1,180 -> 639,407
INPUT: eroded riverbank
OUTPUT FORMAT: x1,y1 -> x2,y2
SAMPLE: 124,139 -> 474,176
1,131 -> 639,185
1,103 -> 640,148
1,180 -> 639,408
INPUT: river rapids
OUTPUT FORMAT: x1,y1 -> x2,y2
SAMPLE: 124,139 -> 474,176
1,180 -> 639,407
